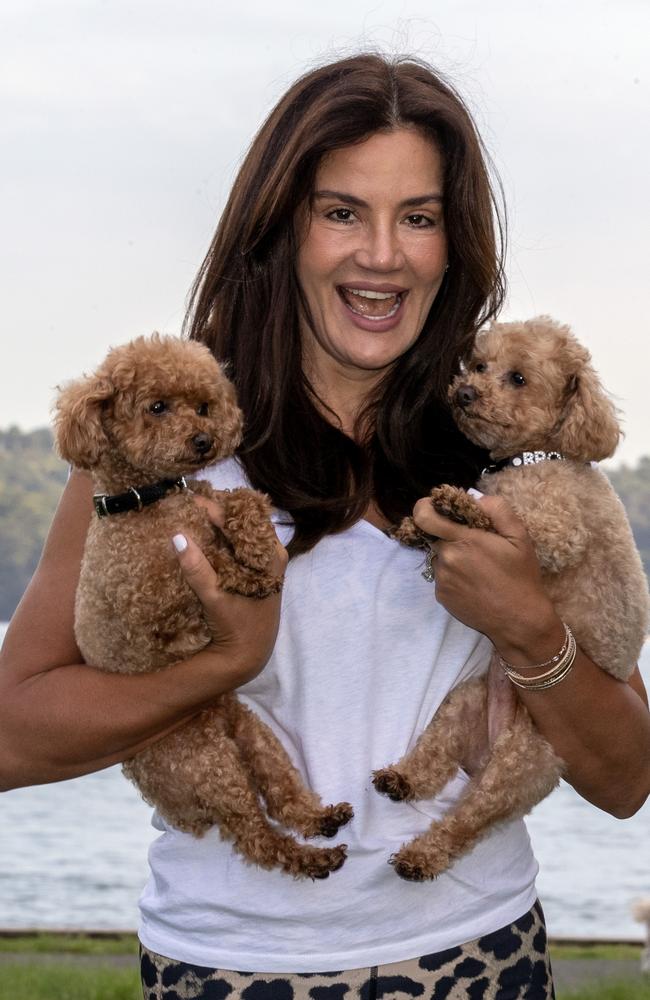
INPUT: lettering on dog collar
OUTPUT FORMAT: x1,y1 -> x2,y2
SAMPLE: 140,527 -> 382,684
482,451 -> 565,476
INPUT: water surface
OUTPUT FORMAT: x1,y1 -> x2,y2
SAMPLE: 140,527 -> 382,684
1,625 -> 648,939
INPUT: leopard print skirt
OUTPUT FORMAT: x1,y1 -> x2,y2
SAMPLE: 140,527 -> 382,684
140,899 -> 555,999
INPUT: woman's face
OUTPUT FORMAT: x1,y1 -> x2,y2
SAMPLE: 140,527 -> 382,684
296,127 -> 448,392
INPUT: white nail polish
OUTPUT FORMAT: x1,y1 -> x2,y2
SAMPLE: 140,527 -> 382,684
468,488 -> 484,500
172,534 -> 188,553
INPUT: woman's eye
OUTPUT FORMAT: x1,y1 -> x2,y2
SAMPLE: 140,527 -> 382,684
406,213 -> 434,228
326,208 -> 355,223
509,372 -> 526,387
197,402 -> 209,416
149,400 -> 168,415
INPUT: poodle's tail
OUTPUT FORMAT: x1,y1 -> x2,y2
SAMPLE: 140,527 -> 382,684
632,898 -> 650,924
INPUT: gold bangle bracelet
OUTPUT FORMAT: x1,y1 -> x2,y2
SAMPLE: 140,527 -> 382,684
501,628 -> 576,684
499,624 -> 577,690
498,622 -> 572,675
505,644 -> 578,691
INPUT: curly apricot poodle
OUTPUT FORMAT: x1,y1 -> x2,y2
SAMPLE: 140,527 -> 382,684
54,334 -> 352,879
379,317 -> 648,880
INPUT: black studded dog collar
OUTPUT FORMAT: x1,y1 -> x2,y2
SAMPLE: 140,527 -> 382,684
93,476 -> 188,518
482,450 -> 565,476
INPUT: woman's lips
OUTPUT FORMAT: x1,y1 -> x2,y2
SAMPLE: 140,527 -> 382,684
337,285 -> 408,330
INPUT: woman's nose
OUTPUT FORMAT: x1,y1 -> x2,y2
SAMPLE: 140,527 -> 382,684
353,223 -> 404,272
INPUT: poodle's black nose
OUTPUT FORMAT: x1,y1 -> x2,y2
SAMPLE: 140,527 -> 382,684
192,432 -> 213,454
455,384 -> 478,408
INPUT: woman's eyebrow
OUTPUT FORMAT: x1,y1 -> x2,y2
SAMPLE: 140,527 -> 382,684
313,190 -> 443,207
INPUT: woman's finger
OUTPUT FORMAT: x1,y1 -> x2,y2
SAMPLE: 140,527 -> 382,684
172,530 -> 287,597
412,498 -> 472,542
476,495 -> 529,542
172,532 -> 222,603
413,493 -> 529,546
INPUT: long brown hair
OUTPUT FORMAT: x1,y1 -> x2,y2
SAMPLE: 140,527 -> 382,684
186,53 -> 505,555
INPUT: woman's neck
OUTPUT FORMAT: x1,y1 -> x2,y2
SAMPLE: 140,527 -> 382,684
305,365 -> 384,439
364,499 -> 392,531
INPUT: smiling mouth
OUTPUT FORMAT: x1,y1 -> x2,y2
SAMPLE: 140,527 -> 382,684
338,286 -> 405,320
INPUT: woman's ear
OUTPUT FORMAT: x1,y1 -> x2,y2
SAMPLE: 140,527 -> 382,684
53,374 -> 115,470
553,366 -> 621,461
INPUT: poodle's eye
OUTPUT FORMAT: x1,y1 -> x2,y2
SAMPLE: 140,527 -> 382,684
197,402 -> 209,417
509,372 -> 526,387
149,400 -> 168,415
474,362 -> 487,373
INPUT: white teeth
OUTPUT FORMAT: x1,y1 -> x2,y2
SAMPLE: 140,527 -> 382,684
345,288 -> 400,300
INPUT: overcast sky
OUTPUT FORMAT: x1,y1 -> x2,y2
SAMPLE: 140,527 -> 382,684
2,0 -> 648,466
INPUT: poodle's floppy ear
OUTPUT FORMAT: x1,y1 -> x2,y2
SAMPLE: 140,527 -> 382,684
553,366 -> 620,461
53,374 -> 115,469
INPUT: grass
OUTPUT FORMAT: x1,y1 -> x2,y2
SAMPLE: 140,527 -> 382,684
558,982 -> 650,1000
0,963 -> 141,1000
0,935 -> 647,999
550,942 -> 648,1000
551,942 -> 643,961
0,932 -> 138,955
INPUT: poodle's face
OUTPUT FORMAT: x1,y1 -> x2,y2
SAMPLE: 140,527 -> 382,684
449,317 -> 620,462
55,335 -> 244,484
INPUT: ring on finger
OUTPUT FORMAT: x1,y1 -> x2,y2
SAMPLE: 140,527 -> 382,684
422,545 -> 439,582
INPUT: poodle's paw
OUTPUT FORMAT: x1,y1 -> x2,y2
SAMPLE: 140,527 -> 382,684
314,802 -> 354,839
392,516 -> 430,549
290,844 -> 348,880
390,843 -> 450,882
372,768 -> 413,802
429,485 -> 493,531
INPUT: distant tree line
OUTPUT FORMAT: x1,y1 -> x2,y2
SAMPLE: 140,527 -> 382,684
0,427 -> 68,621
0,426 -> 648,623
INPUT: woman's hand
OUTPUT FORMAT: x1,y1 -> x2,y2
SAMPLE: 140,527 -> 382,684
173,495 -> 288,687
412,493 -> 560,659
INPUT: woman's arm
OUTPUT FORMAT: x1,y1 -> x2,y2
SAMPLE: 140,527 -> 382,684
412,493 -> 650,819
0,471 -> 287,791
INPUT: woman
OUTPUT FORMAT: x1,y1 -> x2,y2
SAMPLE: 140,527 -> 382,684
1,54 -> 648,999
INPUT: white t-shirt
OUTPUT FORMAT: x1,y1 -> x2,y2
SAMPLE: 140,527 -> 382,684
138,458 -> 538,972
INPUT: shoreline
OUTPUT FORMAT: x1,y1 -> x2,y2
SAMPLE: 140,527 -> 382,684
0,927 -> 645,947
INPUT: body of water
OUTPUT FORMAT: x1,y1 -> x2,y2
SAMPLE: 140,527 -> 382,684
1,625 -> 648,940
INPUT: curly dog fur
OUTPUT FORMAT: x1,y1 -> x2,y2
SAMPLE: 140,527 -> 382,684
54,334 -> 352,879
380,316 -> 649,880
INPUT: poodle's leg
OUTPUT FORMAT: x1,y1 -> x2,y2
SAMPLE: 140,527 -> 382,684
212,488 -> 284,596
428,484 -> 495,532
220,488 -> 277,571
137,732 -> 347,879
373,678 -> 486,802
392,516 -> 430,548
391,707 -> 563,882
229,699 -> 353,838
392,485 -> 494,549
205,735 -> 348,878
